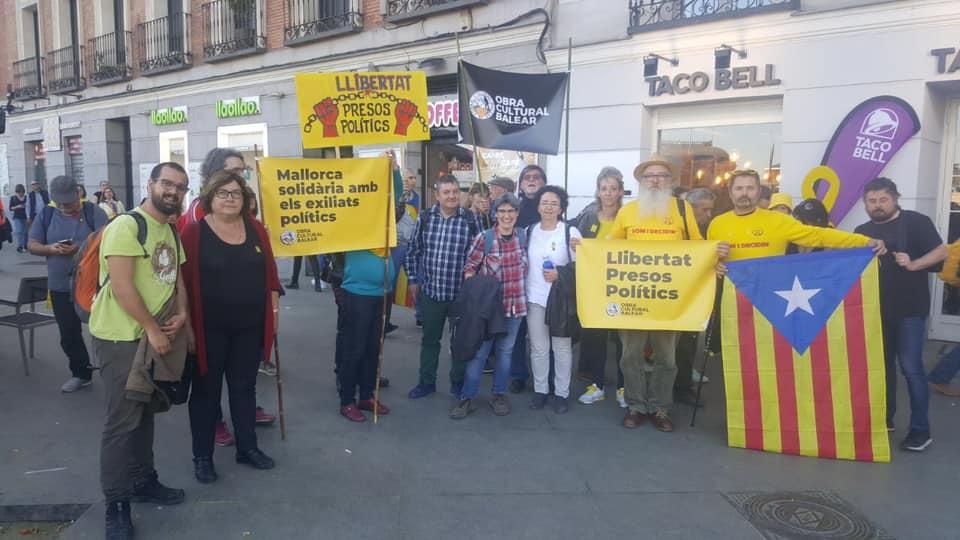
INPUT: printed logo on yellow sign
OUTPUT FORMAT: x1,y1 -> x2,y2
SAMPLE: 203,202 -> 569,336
606,303 -> 621,317
280,231 -> 296,246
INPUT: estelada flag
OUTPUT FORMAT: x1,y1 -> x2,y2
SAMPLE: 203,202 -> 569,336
721,248 -> 890,463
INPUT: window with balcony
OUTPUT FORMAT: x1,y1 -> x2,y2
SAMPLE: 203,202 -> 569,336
284,0 -> 363,46
385,0 -> 488,24
12,57 -> 46,100
204,0 -> 266,61
628,0 -> 798,33
87,31 -> 133,86
137,12 -> 192,75
47,45 -> 85,94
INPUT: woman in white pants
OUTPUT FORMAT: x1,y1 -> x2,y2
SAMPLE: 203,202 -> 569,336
525,185 -> 582,414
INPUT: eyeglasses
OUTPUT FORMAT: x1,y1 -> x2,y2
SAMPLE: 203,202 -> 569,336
539,201 -> 561,208
215,189 -> 244,200
226,166 -> 251,175
157,178 -> 189,194
641,173 -> 673,181
496,208 -> 518,214
522,174 -> 544,181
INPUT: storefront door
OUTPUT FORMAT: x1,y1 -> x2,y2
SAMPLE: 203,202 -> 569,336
931,99 -> 960,342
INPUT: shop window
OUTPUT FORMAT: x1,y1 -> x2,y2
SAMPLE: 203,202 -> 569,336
658,122 -> 782,212
941,103 -> 960,317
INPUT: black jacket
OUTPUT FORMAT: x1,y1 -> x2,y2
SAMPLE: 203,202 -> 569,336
449,275 -> 507,364
546,264 -> 579,338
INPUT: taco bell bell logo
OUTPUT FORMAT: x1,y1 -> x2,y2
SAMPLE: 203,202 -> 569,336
853,108 -> 900,164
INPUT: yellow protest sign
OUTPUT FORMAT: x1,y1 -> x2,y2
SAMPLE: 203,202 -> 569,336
258,157 -> 396,256
295,72 -> 430,148
576,239 -> 719,331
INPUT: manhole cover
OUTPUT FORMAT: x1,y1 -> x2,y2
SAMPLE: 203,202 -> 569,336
723,491 -> 893,540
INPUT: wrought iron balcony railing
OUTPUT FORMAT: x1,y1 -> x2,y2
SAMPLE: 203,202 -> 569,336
137,12 -> 192,75
11,57 -> 45,100
87,31 -> 133,86
203,0 -> 265,61
386,0 -> 488,23
46,44 -> 85,94
284,0 -> 363,46
628,0 -> 798,33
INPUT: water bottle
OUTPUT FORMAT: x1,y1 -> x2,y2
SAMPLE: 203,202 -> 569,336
542,258 -> 554,271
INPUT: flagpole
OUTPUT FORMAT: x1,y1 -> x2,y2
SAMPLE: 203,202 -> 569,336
563,37 -> 572,193
456,33 -> 483,186
374,153 -> 395,424
690,277 -> 722,428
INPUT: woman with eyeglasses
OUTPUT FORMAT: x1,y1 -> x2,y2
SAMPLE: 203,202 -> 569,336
526,185 -> 582,414
98,185 -> 126,220
180,170 -> 282,483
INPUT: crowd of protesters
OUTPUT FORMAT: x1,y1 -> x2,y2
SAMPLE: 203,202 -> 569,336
7,144 -> 958,539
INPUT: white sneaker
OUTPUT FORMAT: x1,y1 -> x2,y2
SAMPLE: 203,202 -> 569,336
578,384 -> 605,404
61,377 -> 92,393
616,387 -> 627,408
692,369 -> 710,384
258,363 -> 277,377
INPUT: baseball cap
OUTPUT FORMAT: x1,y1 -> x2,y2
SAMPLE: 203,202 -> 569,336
49,175 -> 79,204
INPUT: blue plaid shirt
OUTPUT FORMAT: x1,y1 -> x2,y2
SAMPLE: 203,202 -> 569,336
405,204 -> 478,302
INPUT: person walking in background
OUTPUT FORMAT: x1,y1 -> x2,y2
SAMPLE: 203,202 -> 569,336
9,184 -> 28,252
574,167 -> 626,407
466,182 -> 493,231
452,193 -> 528,419
182,170 -> 281,483
401,168 -> 420,210
28,176 -> 109,392
526,186 -> 582,414
26,180 -> 50,227
98,185 -> 126,220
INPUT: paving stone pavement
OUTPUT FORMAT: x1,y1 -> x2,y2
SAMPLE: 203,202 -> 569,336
0,249 -> 957,539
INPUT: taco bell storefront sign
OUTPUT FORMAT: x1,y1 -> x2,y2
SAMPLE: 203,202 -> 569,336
647,65 -> 781,97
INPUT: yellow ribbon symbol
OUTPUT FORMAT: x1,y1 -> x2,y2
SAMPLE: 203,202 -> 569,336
802,165 -> 841,213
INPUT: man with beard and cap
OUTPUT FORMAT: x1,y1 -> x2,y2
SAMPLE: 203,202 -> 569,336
854,177 -> 945,453
609,157 -> 729,432
90,162 -> 191,539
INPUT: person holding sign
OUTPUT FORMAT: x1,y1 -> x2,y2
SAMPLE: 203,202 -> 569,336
526,186 -> 582,414
608,158 -> 725,432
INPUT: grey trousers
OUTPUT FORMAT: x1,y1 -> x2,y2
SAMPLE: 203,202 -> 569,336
619,330 -> 679,414
94,337 -> 156,503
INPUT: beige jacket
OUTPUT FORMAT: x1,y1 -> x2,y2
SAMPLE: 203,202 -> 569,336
124,294 -> 189,403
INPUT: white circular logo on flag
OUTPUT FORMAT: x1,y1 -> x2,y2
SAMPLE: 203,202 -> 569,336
469,91 -> 495,120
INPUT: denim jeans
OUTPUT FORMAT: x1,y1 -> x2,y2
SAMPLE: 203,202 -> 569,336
510,319 -> 530,382
461,317 -> 522,400
12,217 -> 27,249
928,345 -> 960,385
882,316 -> 930,434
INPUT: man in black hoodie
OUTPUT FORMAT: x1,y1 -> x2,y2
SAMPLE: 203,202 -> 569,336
516,165 -> 546,229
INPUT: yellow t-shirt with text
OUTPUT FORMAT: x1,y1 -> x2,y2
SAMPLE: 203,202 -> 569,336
707,208 -> 871,261
607,198 -> 703,241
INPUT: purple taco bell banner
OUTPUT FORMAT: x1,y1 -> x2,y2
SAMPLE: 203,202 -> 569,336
817,96 -> 920,225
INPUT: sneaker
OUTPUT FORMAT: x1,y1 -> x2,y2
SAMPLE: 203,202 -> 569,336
489,395 -> 510,416
651,410 -> 674,432
215,421 -> 235,447
61,377 -> 92,393
616,387 -> 627,409
449,399 -> 474,419
886,419 -> 895,432
552,396 -> 569,414
131,475 -> 185,505
340,404 -> 366,422
255,407 -> 276,426
482,357 -> 495,374
900,431 -> 932,452
407,383 -> 436,399
529,392 -> 548,410
258,362 -> 277,377
509,379 -> 526,394
692,369 -> 710,384
105,501 -> 134,540
357,399 -> 390,415
578,384 -> 605,404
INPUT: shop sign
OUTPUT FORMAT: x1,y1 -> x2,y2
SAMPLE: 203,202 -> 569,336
42,116 -> 61,152
647,65 -> 781,97
931,47 -> 960,74
151,106 -> 188,126
428,96 -> 459,128
217,96 -> 261,119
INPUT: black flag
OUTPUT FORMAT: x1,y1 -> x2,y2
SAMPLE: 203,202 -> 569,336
458,62 -> 569,155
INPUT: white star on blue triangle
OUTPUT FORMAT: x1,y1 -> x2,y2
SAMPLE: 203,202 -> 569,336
775,276 -> 821,317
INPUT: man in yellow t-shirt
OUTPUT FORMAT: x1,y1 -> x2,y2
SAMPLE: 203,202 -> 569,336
607,158 -> 728,433
91,162 -> 191,538
707,170 -> 885,261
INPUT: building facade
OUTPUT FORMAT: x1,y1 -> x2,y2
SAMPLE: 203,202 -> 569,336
1,0 -> 960,338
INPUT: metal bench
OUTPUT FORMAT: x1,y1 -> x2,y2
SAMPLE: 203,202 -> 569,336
0,277 -> 58,375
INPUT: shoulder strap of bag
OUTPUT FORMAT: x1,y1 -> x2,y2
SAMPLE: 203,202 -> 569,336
39,205 -> 55,244
82,202 -> 96,233
676,198 -> 690,241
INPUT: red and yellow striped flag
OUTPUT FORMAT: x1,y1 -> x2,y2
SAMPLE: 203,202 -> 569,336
721,248 -> 889,463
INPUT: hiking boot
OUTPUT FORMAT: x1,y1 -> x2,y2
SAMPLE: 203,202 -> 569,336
529,392 -> 548,410
407,383 -> 436,399
900,431 -> 932,452
358,399 -> 390,415
578,384 -> 605,404
255,407 -> 276,426
616,387 -> 627,408
215,421 -> 235,446
61,377 -> 92,393
105,501 -> 134,540
623,411 -> 646,429
236,448 -> 276,470
509,379 -> 526,394
131,475 -> 185,505
340,404 -> 366,423
651,410 -> 674,432
449,399 -> 474,419
489,395 -> 510,416
552,396 -> 569,414
193,457 -> 217,484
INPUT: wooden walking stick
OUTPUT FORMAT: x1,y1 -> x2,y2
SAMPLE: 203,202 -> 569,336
273,338 -> 287,441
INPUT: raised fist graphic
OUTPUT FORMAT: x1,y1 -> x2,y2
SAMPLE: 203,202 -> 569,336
394,99 -> 418,135
313,98 -> 339,138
